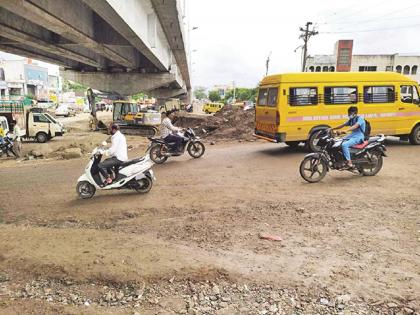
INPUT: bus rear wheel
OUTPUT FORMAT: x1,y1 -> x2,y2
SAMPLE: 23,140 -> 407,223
308,130 -> 326,152
409,125 -> 420,145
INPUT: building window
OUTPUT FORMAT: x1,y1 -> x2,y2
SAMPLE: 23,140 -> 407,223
364,86 -> 395,104
322,66 -> 329,72
324,86 -> 358,105
403,65 -> 410,75
289,87 -> 318,106
309,66 -> 315,72
396,65 -> 402,73
412,65 -> 418,75
385,66 -> 393,72
329,66 -> 335,72
315,66 -> 321,72
359,66 -> 377,72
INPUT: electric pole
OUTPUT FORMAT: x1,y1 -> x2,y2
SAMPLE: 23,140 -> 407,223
265,51 -> 272,76
299,22 -> 318,72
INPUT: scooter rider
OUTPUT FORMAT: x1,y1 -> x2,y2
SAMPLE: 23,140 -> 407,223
98,124 -> 128,185
161,110 -> 183,153
330,106 -> 366,169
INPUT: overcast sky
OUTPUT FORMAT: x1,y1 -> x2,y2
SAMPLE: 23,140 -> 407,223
189,0 -> 420,89
2,0 -> 420,91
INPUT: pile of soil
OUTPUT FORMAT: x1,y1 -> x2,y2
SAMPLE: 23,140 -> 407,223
176,106 -> 255,141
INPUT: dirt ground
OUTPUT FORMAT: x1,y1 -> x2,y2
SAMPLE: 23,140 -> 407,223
0,114 -> 419,314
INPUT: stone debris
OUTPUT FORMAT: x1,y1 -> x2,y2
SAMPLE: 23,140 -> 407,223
2,277 -> 415,314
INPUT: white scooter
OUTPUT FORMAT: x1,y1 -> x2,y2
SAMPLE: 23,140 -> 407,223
76,142 -> 156,199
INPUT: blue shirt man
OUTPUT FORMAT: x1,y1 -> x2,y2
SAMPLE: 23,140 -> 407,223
331,106 -> 366,168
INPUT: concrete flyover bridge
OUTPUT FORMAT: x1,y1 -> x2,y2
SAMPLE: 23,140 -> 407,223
0,0 -> 191,100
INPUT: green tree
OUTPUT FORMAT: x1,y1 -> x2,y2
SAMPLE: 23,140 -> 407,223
224,87 -> 257,103
208,90 -> 221,102
194,86 -> 207,100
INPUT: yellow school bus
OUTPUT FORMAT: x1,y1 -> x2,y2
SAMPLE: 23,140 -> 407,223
254,72 -> 420,150
203,102 -> 224,114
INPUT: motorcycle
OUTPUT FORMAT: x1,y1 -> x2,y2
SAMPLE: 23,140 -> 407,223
147,127 -> 205,164
0,133 -> 19,158
299,130 -> 387,183
76,142 -> 156,199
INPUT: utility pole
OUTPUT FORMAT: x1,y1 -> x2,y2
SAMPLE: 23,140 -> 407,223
265,51 -> 272,76
299,22 -> 318,72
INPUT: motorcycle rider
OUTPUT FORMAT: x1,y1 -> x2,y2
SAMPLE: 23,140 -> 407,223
98,124 -> 128,185
161,109 -> 183,153
330,106 -> 366,169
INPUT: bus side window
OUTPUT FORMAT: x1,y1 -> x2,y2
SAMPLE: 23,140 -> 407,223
413,86 -> 420,105
364,86 -> 395,104
289,87 -> 318,106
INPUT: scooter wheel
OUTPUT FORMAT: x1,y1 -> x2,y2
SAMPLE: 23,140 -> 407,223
135,177 -> 153,194
76,181 -> 96,199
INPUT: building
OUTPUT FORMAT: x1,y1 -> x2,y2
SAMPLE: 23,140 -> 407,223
0,58 -> 49,100
306,40 -> 420,82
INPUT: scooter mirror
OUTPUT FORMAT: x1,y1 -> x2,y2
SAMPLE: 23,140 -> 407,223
102,141 -> 107,146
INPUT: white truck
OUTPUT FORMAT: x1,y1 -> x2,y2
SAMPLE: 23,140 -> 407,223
0,104 -> 65,143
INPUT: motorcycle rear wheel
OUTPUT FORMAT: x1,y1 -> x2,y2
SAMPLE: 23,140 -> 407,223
187,141 -> 205,158
300,156 -> 328,183
149,144 -> 168,164
76,181 -> 96,199
135,177 -> 153,194
359,152 -> 383,176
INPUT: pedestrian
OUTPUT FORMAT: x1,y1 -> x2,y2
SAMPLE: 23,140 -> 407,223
11,120 -> 22,155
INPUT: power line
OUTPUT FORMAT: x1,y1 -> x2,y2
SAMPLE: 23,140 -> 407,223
319,2 -> 420,29
319,13 -> 420,27
320,22 -> 420,34
320,0 -> 387,24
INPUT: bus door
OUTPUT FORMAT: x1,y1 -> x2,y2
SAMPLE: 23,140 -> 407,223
255,87 -> 279,138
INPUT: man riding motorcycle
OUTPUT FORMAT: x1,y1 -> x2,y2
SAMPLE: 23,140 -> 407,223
329,106 -> 366,169
98,124 -> 128,185
161,109 -> 183,154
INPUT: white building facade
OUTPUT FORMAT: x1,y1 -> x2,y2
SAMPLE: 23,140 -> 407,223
306,40 -> 420,82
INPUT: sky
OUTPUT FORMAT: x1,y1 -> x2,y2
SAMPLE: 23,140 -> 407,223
1,0 -> 420,91
188,0 -> 420,89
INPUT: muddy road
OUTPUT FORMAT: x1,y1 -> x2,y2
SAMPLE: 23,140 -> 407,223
0,139 -> 419,314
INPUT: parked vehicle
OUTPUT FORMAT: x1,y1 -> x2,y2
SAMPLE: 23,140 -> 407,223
0,106 -> 64,143
299,129 -> 387,183
76,142 -> 155,199
254,72 -> 420,151
55,104 -> 76,117
203,102 -> 224,114
147,128 -> 205,164
0,133 -> 19,158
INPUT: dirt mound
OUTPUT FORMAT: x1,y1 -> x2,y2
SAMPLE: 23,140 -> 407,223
176,106 -> 255,141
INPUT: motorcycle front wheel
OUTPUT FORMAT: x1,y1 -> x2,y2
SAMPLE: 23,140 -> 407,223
359,152 -> 383,176
187,141 -> 205,158
300,156 -> 328,183
76,181 -> 96,199
149,144 -> 168,164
